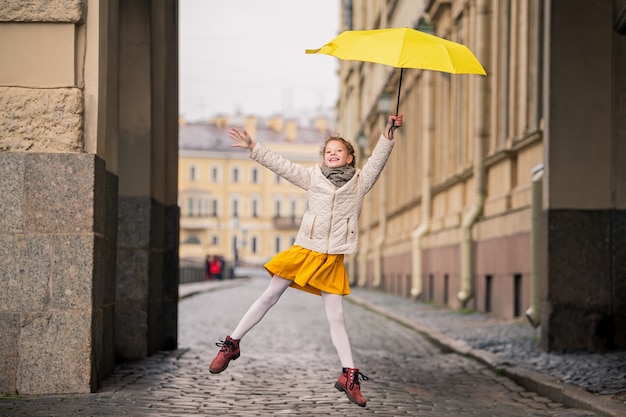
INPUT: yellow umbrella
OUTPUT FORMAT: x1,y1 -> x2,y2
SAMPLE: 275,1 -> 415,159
306,27 -> 486,116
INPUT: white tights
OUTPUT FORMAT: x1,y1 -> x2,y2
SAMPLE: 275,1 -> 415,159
229,276 -> 355,368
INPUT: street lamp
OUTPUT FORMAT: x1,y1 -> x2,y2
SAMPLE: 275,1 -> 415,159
357,132 -> 369,159
416,16 -> 435,35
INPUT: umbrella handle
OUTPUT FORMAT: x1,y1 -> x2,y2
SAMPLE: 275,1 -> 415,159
388,124 -> 397,139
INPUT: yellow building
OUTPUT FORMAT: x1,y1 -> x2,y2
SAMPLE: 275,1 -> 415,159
178,115 -> 331,268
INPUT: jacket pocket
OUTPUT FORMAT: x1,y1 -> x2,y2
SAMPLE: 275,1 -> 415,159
302,212 -> 316,239
344,217 -> 356,244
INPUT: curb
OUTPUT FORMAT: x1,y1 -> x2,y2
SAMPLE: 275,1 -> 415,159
346,294 -> 626,417
179,277 -> 251,300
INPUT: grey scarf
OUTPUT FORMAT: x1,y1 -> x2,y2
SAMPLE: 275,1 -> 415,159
320,164 -> 356,188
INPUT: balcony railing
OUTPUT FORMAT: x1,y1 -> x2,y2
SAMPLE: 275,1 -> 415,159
273,215 -> 301,230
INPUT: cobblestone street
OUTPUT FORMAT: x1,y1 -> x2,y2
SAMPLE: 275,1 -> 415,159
0,273 -> 604,416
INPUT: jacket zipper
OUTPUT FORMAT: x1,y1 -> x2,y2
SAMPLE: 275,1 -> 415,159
326,190 -> 336,254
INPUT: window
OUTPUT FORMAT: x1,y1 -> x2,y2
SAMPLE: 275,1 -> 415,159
274,199 -> 281,218
274,173 -> 281,184
187,197 -> 194,217
342,0 -> 353,30
498,0 -> 512,147
232,167 -> 240,183
211,199 -> 219,217
251,236 -> 258,253
189,165 -> 198,181
485,275 -> 493,313
211,166 -> 220,182
251,167 -> 259,183
527,0 -> 544,131
513,274 -> 523,317
211,235 -> 219,245
232,199 -> 239,217
251,198 -> 259,218
438,73 -> 451,181
275,236 -> 281,253
290,199 -> 297,219
428,274 -> 434,301
454,63 -> 465,168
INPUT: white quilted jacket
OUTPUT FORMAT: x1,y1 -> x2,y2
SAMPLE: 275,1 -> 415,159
250,135 -> 395,255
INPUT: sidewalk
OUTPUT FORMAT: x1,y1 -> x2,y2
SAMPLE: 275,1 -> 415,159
181,273 -> 626,417
346,287 -> 626,417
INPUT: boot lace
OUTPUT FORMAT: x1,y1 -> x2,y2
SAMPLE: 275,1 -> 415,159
348,370 -> 370,389
215,339 -> 235,353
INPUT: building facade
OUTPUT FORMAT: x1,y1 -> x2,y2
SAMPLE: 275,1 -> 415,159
339,0 -> 626,351
179,116 -> 332,268
0,1 -> 179,394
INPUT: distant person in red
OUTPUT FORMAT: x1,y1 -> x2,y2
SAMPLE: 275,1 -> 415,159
208,114 -> 403,407
209,255 -> 223,280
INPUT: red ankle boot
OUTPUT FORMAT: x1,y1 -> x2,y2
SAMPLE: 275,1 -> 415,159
209,336 -> 240,374
335,367 -> 369,407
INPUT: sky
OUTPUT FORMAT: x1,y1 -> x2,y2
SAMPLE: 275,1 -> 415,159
179,0 -> 340,122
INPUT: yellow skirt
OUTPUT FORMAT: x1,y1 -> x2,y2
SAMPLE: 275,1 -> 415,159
264,245 -> 350,296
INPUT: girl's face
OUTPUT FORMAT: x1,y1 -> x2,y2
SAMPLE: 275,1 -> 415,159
324,140 -> 354,168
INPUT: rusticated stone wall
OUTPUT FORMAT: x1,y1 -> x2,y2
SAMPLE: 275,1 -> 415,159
0,0 -> 83,22
0,87 -> 83,152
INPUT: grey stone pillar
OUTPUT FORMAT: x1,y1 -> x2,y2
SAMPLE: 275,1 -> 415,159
541,0 -> 626,350
116,0 -> 179,360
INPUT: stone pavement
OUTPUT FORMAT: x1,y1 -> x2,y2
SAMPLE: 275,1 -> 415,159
0,268 -> 624,417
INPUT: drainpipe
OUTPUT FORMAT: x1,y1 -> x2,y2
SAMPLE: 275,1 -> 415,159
411,70 -> 434,298
372,172 -> 386,287
458,0 -> 488,307
525,163 -> 544,327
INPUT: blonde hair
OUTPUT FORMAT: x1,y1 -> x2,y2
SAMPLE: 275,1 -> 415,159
320,136 -> 356,167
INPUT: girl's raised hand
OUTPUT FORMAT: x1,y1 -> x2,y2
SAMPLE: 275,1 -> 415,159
384,114 -> 403,140
229,128 -> 256,150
